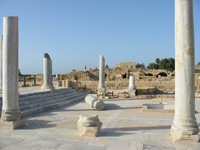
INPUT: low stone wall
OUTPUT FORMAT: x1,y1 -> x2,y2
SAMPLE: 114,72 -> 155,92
62,79 -> 175,94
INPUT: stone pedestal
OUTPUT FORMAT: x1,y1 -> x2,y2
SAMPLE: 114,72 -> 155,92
0,16 -> 25,130
98,55 -> 106,96
0,35 -> 2,94
77,114 -> 102,137
171,0 -> 199,142
128,76 -> 136,96
41,53 -> 55,91
85,95 -> 105,111
0,119 -> 26,130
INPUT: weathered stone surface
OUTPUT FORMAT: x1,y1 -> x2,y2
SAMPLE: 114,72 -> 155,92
85,95 -> 105,111
171,0 -> 199,142
128,76 -> 136,96
0,119 -> 26,130
98,55 -> 106,96
0,35 -> 2,94
128,76 -> 136,90
41,53 -> 55,91
77,114 -> 102,137
0,16 -> 25,129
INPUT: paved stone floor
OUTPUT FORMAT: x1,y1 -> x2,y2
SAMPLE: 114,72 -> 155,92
0,90 -> 200,149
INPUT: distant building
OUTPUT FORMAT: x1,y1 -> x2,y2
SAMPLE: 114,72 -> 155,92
115,62 -> 136,69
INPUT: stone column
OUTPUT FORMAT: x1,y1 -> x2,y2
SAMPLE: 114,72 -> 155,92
98,54 -> 106,96
171,0 -> 199,142
0,16 -> 25,130
128,76 -> 136,90
41,53 -> 54,91
85,95 -> 105,111
128,76 -> 136,96
0,35 -> 3,94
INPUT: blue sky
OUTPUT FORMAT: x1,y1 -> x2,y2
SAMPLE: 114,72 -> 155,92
0,0 -> 200,74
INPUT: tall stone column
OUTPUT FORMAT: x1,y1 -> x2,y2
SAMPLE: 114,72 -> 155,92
41,53 -> 54,91
171,0 -> 199,142
128,76 -> 136,96
98,54 -> 106,96
0,16 -> 25,130
0,35 -> 3,94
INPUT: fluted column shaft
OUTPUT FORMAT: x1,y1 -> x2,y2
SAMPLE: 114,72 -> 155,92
1,17 -> 21,121
171,0 -> 199,142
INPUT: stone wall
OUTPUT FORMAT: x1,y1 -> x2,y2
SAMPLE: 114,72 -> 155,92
62,78 -> 175,94
115,62 -> 136,69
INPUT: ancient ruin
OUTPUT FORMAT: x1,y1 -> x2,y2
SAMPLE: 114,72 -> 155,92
171,0 -> 199,141
0,35 -> 2,94
41,53 -> 55,91
77,114 -> 102,137
0,17 -> 25,129
85,95 -> 105,111
0,0 -> 199,149
97,54 -> 106,96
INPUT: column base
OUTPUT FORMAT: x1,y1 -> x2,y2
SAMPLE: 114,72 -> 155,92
0,119 -> 26,130
97,87 -> 106,97
129,89 -> 136,96
41,84 -> 55,91
1,109 -> 22,121
171,121 -> 200,142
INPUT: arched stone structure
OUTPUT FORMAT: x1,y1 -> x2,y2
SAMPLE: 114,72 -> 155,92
156,72 -> 168,77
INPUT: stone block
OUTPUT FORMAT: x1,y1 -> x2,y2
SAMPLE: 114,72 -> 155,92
0,119 -> 26,130
77,124 -> 102,137
77,114 -> 102,137
171,129 -> 199,142
129,90 -> 136,96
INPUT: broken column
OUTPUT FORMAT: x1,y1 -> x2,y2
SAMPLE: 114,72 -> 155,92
171,0 -> 199,142
0,16 -> 25,129
128,75 -> 136,96
41,53 -> 55,91
97,54 -> 106,96
85,95 -> 105,111
77,114 -> 102,137
0,35 -> 2,94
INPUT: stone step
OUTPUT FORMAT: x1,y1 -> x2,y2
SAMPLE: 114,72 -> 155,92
0,88 -> 75,105
21,94 -> 86,117
18,91 -> 79,107
19,88 -> 75,101
20,92 -> 85,111
0,88 -> 87,118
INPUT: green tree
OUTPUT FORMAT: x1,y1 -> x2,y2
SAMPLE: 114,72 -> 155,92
168,58 -> 175,71
155,58 -> 160,64
136,63 -> 145,69
197,61 -> 200,65
147,58 -> 175,71
147,63 -> 159,70
159,58 -> 169,70
136,63 -> 142,68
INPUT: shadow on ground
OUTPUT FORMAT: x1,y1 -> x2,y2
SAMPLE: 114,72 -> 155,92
100,125 -> 171,137
23,120 -> 57,129
103,98 -> 152,102
104,104 -> 120,110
